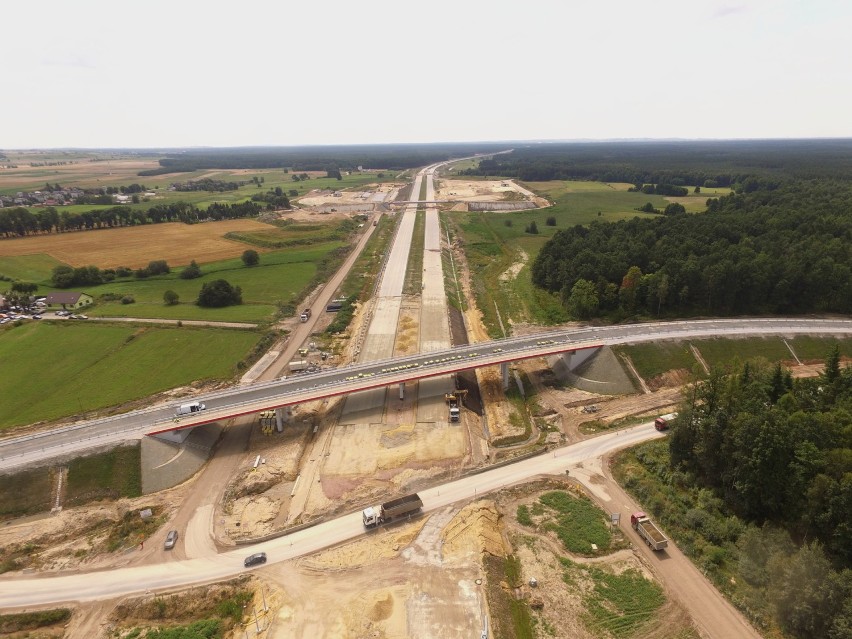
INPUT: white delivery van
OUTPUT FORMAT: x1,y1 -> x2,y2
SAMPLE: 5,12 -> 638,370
175,401 -> 206,416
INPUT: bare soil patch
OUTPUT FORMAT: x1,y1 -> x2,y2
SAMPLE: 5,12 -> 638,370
499,248 -> 529,282
0,479 -> 193,573
0,219 -> 276,269
297,182 -> 402,207
646,368 -> 693,391
435,179 -> 535,203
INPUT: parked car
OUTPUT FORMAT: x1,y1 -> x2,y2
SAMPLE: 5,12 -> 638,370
164,530 -> 178,550
244,552 -> 267,567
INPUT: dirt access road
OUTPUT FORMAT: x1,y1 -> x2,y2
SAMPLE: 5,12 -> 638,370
572,455 -> 762,639
245,209 -> 383,383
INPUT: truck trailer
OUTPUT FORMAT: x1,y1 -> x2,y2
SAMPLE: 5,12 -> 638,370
654,412 -> 678,431
288,360 -> 309,373
631,512 -> 668,550
299,308 -> 312,322
363,493 -> 423,527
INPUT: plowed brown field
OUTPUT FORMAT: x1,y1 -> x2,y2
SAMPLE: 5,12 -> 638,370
0,220 -> 272,268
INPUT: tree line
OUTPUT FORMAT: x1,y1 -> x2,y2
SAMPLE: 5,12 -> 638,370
0,201 -> 263,238
171,178 -> 243,192
531,180 -> 852,319
136,142 -> 510,175
460,139 -> 852,185
667,354 -> 851,638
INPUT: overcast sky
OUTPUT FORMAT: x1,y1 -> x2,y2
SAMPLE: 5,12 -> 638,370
2,0 -> 851,148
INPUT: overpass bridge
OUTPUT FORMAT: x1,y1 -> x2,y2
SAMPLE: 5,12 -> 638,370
2,317 -> 851,470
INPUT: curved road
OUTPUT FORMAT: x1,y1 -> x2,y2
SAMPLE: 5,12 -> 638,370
1,423 -> 661,607
0,422 -> 763,638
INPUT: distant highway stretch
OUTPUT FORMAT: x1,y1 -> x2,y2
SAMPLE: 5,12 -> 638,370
1,317 -> 850,470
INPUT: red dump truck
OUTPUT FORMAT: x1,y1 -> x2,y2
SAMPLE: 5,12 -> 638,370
631,512 -> 668,550
362,493 -> 423,527
654,412 -> 678,431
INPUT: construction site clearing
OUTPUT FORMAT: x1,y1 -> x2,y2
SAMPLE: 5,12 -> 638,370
2,172 -> 817,638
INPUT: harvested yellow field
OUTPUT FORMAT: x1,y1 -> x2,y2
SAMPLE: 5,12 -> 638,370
0,159 -> 161,190
0,220 -> 273,269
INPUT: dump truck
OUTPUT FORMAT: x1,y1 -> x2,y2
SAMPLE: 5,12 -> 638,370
631,512 -> 668,550
444,390 -> 467,422
445,393 -> 461,422
288,360 -> 309,373
362,493 -> 423,527
299,308 -> 312,322
654,412 -> 678,431
175,401 -> 206,417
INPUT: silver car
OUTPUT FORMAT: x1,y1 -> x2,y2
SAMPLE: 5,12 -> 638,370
164,530 -> 178,550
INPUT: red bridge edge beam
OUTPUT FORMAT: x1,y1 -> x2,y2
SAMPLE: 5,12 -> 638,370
146,342 -> 603,436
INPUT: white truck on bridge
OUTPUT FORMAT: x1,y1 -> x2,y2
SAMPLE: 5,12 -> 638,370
175,401 -> 206,417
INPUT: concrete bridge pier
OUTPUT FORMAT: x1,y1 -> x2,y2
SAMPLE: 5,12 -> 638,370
566,346 -> 601,371
501,362 -> 510,390
398,382 -> 405,400
275,407 -> 290,433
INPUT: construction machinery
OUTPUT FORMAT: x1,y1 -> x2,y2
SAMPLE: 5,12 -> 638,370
444,390 -> 468,422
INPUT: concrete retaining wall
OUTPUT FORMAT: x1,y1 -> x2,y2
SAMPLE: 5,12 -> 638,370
141,423 -> 222,494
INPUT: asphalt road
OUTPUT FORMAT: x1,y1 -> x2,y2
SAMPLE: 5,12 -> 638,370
0,422 -> 663,608
2,318 -> 851,471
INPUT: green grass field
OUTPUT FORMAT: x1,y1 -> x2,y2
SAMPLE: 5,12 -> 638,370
337,214 -> 396,300
615,337 -> 850,382
451,180 -> 672,335
695,337 -> 796,371
65,445 -> 142,506
617,342 -> 702,380
0,253 -> 64,282
5,171 -> 397,210
518,490 -> 616,556
0,466 -> 53,520
403,211 -> 425,295
788,336 -> 852,362
562,558 -> 666,638
0,322 -> 261,429
19,242 -> 344,323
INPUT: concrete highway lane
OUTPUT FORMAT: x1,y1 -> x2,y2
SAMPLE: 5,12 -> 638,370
0,422 -> 663,608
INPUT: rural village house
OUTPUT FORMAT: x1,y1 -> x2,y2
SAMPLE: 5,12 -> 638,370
45,292 -> 94,310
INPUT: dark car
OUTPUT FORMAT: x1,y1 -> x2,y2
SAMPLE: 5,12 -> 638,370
164,530 -> 178,550
244,552 -> 267,567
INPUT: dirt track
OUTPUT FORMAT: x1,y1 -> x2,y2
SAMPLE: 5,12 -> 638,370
573,456 -> 763,639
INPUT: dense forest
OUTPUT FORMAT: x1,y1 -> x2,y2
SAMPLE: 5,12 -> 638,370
668,355 -> 851,638
531,181 -> 852,319
138,142 -> 510,175
463,139 -> 852,185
